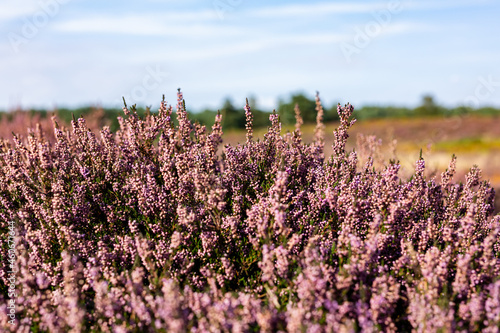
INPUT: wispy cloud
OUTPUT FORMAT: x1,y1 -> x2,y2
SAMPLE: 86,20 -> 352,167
247,0 -> 495,19
248,2 -> 383,18
124,32 -> 348,63
376,22 -> 429,36
405,0 -> 494,11
53,13 -> 239,37
0,1 -> 40,21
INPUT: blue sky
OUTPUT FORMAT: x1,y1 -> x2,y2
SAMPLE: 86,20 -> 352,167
1,0 -> 499,112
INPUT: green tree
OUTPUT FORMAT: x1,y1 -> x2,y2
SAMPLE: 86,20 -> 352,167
415,94 -> 442,116
277,93 -> 317,125
221,97 -> 245,129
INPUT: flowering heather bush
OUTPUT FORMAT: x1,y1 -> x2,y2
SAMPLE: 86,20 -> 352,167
1,90 -> 499,332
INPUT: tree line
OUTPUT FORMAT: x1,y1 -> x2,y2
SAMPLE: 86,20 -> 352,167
2,93 -> 500,133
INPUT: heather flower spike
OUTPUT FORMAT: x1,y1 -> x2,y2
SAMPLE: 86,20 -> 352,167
314,91 -> 325,157
294,102 -> 303,136
244,97 -> 253,143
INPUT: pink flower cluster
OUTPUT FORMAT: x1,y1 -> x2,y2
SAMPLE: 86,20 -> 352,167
0,91 -> 499,332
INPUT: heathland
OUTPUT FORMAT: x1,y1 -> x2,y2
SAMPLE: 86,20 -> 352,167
0,91 -> 499,331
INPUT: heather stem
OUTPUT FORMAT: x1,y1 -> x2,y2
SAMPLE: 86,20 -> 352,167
294,103 -> 303,138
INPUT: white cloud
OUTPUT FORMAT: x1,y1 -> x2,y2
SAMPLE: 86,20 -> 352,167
248,2 -> 384,18
52,13 -> 240,36
405,0 -> 494,11
379,22 -> 428,35
248,0 -> 495,19
127,32 -> 348,63
0,2 -> 40,21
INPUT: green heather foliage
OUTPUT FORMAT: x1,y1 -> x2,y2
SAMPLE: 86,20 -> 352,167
0,90 -> 499,332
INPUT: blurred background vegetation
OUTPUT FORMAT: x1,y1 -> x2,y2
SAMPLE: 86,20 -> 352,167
2,93 -> 498,132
